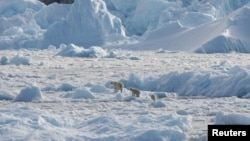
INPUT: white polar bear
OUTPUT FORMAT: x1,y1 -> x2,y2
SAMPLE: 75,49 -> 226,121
111,81 -> 124,93
129,88 -> 140,97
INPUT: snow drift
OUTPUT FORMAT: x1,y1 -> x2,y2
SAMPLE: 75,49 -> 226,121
63,88 -> 96,99
56,44 -> 108,58
122,65 -> 250,98
14,85 -> 43,102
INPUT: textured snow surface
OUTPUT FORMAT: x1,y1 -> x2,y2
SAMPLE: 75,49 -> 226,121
1,0 -> 250,52
0,49 -> 250,140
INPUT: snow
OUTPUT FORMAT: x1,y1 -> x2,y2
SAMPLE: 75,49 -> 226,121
1,0 -> 250,140
63,88 -> 96,99
0,0 -> 44,49
215,112 -> 250,125
56,44 -> 108,58
0,56 -> 9,65
0,90 -> 14,100
1,0 -> 250,52
1,53 -> 31,65
56,43 -> 140,60
115,0 -> 250,53
0,49 -> 250,140
90,84 -> 111,93
42,0 -> 125,48
57,82 -> 77,91
14,85 -> 43,102
149,101 -> 166,108
123,65 -> 250,98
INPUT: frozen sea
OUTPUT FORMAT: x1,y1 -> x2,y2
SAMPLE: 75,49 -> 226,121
0,49 -> 250,141
1,0 -> 250,140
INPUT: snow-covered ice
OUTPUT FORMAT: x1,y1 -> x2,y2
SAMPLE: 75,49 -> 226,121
1,0 -> 250,141
1,0 -> 250,52
0,49 -> 250,140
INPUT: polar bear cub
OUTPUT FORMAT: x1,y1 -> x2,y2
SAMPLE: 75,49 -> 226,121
111,81 -> 124,93
150,94 -> 157,101
129,88 -> 140,97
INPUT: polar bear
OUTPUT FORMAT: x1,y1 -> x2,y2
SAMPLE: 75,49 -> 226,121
150,94 -> 157,101
129,88 -> 140,97
111,81 -> 124,93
